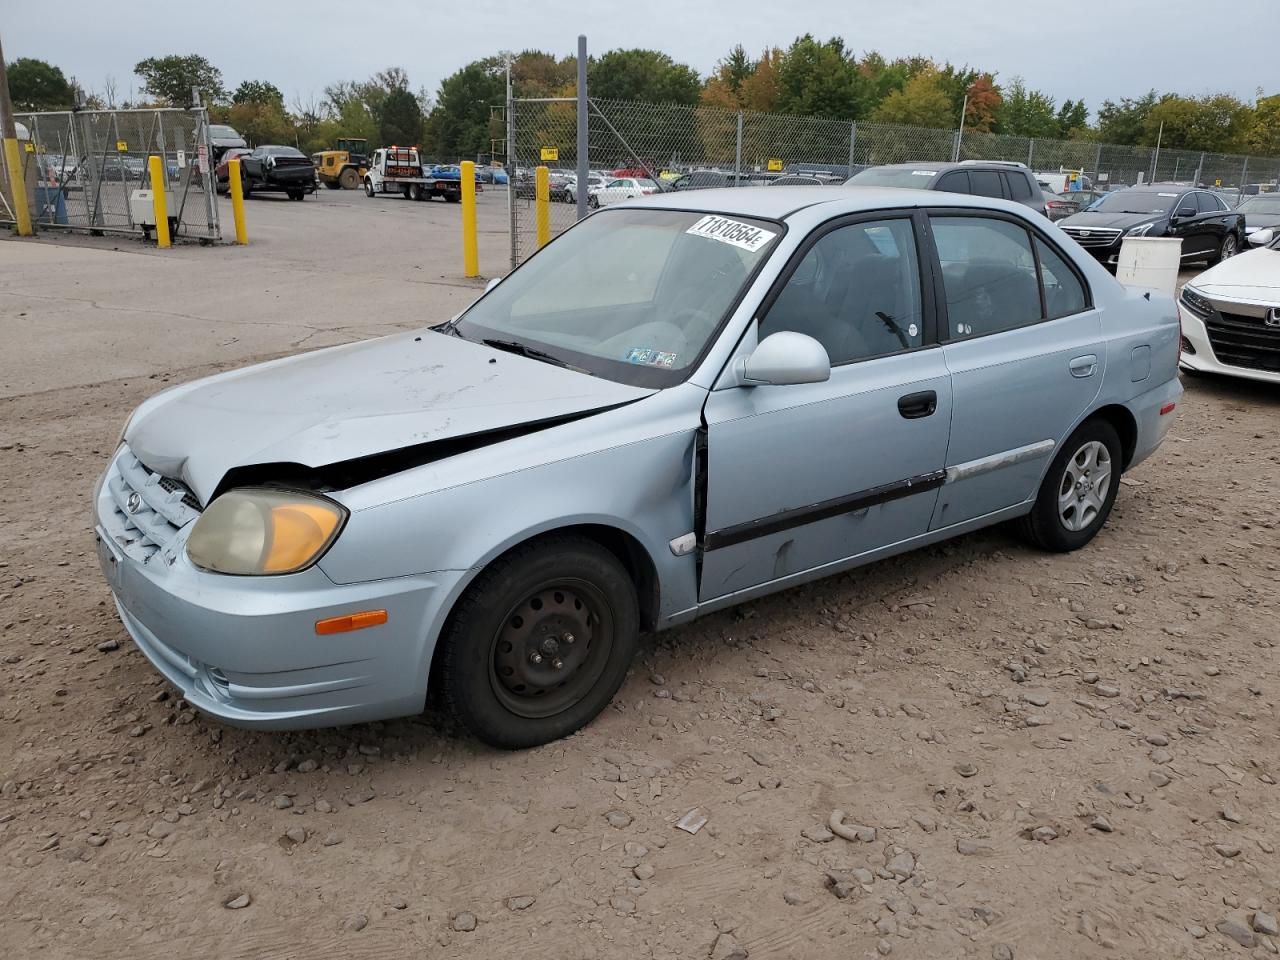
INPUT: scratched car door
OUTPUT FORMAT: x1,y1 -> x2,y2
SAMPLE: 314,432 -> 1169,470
699,213 -> 953,602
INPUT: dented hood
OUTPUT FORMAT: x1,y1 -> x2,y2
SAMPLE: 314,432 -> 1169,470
126,330 -> 655,504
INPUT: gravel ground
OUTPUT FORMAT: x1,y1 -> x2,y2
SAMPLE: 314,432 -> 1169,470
2,236 -> 1279,959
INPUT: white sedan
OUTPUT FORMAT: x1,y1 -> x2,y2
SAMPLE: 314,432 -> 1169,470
589,177 -> 660,208
1178,228 -> 1280,384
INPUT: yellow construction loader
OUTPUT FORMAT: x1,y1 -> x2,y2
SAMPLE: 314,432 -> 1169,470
312,138 -> 369,190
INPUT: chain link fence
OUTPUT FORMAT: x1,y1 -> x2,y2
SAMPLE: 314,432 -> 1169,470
508,95 -> 1280,266
2,107 -> 220,241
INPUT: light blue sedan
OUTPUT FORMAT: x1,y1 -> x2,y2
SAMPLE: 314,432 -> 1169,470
95,187 -> 1182,748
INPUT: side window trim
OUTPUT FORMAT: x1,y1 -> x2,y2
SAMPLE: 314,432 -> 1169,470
753,208 -> 939,366
923,207 -> 1094,343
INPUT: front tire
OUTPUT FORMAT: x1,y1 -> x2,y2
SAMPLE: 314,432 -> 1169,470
364,178 -> 375,197
439,537 -> 639,749
1020,419 -> 1122,552
339,167 -> 359,190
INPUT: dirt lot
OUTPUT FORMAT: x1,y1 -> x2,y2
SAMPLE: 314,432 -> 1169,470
2,215 -> 1280,959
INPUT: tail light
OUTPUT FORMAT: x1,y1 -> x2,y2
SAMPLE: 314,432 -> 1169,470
642,188 -> 656,195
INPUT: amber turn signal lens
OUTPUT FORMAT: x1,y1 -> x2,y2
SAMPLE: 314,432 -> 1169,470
315,610 -> 388,635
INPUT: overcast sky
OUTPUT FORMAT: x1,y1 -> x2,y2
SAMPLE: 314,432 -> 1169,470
7,0 -> 1275,116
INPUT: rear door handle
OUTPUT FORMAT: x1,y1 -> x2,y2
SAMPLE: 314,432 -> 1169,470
1070,354 -> 1098,378
897,390 -> 937,419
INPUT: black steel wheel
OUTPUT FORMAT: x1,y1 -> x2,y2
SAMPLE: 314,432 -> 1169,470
438,536 -> 638,748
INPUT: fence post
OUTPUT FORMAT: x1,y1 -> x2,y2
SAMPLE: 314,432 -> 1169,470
534,165 -> 550,249
148,155 -> 170,247
1241,156 -> 1249,189
461,160 -> 479,276
734,112 -> 743,186
951,130 -> 961,164
576,35 -> 588,222
1094,144 -> 1102,181
228,157 -> 248,244
848,122 -> 857,177
1194,151 -> 1205,186
1027,139 -> 1034,168
506,63 -> 518,271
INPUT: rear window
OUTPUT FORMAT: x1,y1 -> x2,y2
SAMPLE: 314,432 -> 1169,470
968,170 -> 1004,199
935,171 -> 970,194
847,167 -> 940,189
1006,173 -> 1033,201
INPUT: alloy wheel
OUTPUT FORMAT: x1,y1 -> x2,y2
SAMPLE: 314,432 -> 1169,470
1058,440 -> 1113,533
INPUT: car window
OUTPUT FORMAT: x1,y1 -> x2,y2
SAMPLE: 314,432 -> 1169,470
760,218 -> 924,365
932,216 -> 1042,339
607,179 -> 626,188
1006,172 -> 1033,201
1034,238 -> 1087,320
935,171 -> 970,194
1195,192 -> 1218,214
968,170 -> 1004,199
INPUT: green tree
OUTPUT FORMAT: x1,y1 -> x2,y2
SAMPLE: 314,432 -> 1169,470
1247,94 -> 1280,155
6,58 -> 76,110
422,58 -> 505,160
220,102 -> 295,146
1056,99 -> 1089,137
872,68 -> 954,128
232,80 -> 284,107
379,87 -> 423,147
774,35 -> 869,119
1142,93 -> 1251,152
134,54 -> 226,105
998,77 -> 1059,138
587,49 -> 700,105
1096,91 -> 1158,145
512,50 -> 575,98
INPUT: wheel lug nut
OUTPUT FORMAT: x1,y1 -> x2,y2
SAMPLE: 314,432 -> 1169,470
553,658 -> 564,670
563,633 -> 575,644
530,652 -> 543,665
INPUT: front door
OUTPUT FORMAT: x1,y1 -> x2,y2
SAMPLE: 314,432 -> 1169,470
927,212 -> 1104,529
700,213 -> 953,602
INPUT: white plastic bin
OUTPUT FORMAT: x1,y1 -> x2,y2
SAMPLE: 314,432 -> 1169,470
1116,236 -> 1182,298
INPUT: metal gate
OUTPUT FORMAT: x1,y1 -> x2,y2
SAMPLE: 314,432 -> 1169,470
8,106 -> 220,241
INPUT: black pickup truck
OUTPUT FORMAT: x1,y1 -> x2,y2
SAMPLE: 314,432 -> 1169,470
1059,184 -> 1245,270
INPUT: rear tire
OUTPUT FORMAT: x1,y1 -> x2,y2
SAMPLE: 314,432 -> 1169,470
1210,232 -> 1239,265
439,537 -> 639,749
323,180 -> 341,190
240,173 -> 251,198
339,167 -> 359,190
1019,419 -> 1122,552
287,189 -> 303,201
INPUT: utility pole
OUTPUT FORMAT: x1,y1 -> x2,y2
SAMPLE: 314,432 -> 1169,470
953,93 -> 969,163
575,35 -> 588,222
1151,120 -> 1164,183
0,31 -> 34,235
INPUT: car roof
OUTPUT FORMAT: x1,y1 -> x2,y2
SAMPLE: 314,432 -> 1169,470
620,185 -> 1039,221
1120,183 -> 1191,193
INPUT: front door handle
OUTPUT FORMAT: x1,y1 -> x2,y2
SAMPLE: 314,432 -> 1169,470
1070,354 -> 1098,378
897,390 -> 938,419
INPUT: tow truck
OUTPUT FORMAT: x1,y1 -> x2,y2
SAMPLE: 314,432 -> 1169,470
362,147 -> 463,202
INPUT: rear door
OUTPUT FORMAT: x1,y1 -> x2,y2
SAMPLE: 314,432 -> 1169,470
700,212 -> 953,601
927,210 -> 1103,529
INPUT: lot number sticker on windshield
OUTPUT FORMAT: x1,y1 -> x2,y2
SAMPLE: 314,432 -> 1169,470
686,215 -> 776,252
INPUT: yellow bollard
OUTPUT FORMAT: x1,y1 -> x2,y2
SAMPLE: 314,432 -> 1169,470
3,138 -> 33,236
535,166 -> 551,249
460,160 -> 478,278
147,155 -> 170,248
228,158 -> 248,245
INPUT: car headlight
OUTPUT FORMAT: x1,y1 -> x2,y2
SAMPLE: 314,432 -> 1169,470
186,488 -> 346,575
1179,285 -> 1213,318
1126,222 -> 1155,237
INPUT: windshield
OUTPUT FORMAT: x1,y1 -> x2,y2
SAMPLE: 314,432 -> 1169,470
452,208 -> 782,387
847,167 -> 939,189
209,125 -> 241,140
1091,189 -> 1178,214
1239,195 -> 1280,214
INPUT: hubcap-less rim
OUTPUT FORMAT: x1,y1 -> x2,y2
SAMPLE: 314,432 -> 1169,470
1223,236 -> 1237,259
1058,440 -> 1113,533
490,580 -> 613,719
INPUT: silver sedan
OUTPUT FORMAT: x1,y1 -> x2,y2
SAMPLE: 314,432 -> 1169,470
95,187 -> 1182,747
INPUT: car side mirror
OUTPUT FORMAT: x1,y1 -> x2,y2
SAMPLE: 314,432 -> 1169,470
1248,228 -> 1274,247
484,277 -> 501,294
736,332 -> 831,386
1173,206 -> 1196,220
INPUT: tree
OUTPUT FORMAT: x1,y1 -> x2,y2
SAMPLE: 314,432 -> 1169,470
379,87 -> 423,147
134,54 -> 226,105
423,58 -> 505,160
1096,91 -> 1158,145
1056,99 -> 1089,138
1142,93 -> 1251,152
588,49 -> 700,105
1247,94 -> 1280,156
512,50 -> 575,98
963,74 -> 1001,133
220,102 -> 295,146
774,36 -> 869,120
232,80 -> 284,107
872,68 -> 954,128
998,77 -> 1058,138
6,58 -> 76,110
